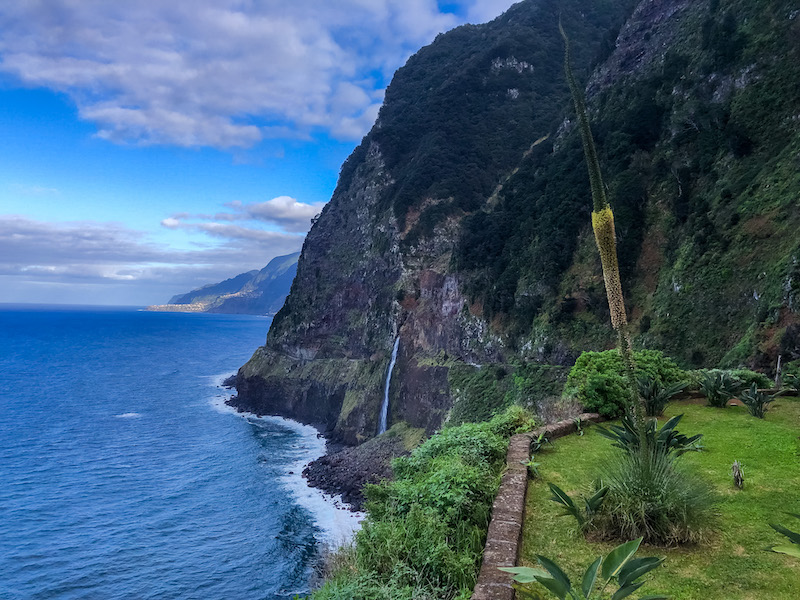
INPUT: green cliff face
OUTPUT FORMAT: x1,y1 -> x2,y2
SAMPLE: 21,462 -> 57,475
234,0 -> 800,443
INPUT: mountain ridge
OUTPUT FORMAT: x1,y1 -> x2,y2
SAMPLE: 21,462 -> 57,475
148,252 -> 299,315
231,0 -> 800,445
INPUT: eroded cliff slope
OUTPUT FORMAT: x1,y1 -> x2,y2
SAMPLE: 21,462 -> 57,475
233,0 -> 800,444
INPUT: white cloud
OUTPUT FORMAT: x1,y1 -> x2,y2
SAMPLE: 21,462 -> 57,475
0,0 -> 516,148
166,195 -> 326,233
0,215 -> 305,304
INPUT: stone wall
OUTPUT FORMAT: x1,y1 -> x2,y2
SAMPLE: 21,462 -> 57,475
471,413 -> 603,600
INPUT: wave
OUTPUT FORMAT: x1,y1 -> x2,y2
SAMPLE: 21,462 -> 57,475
206,379 -> 364,546
114,412 -> 142,418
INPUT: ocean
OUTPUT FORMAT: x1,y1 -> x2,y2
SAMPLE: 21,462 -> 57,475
0,305 -> 360,600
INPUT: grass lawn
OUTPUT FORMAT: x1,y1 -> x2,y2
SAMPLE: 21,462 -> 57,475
520,397 -> 800,599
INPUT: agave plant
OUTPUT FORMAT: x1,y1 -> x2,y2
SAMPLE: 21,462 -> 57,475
596,414 -> 703,457
738,382 -> 775,418
501,537 -> 666,600
769,513 -> 800,559
638,377 -> 687,417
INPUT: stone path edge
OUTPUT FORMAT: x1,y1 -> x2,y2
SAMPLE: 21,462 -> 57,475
471,412 -> 604,600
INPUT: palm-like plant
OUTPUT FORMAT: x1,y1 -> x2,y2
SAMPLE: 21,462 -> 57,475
501,537 -> 666,599
596,414 -> 702,457
698,370 -> 740,408
738,382 -> 775,418
638,377 -> 687,417
548,482 -> 608,530
769,513 -> 800,559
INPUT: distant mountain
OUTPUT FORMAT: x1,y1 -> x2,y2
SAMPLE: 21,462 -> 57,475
149,252 -> 299,315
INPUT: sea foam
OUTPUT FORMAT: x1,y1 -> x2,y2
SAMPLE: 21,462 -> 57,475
207,372 -> 364,545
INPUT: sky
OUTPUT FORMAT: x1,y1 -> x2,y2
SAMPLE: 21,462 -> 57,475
0,0 -> 518,306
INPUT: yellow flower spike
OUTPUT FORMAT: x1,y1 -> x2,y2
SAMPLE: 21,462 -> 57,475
591,207 -> 627,331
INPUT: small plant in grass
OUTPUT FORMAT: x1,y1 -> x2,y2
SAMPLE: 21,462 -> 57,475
524,457 -> 542,479
738,383 -> 775,418
596,414 -> 703,457
698,370 -> 740,407
531,431 -> 553,453
769,513 -> 800,559
548,482 -> 608,530
731,460 -> 744,489
501,537 -> 666,600
638,376 -> 686,417
573,417 -> 585,436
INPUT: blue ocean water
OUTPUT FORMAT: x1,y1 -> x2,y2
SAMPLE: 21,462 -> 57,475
0,306 -> 354,600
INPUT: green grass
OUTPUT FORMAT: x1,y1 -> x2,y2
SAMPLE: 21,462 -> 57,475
520,398 -> 800,599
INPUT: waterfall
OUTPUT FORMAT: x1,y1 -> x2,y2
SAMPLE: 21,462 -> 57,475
378,337 -> 400,435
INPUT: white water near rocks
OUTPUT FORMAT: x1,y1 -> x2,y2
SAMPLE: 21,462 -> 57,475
378,337 -> 400,434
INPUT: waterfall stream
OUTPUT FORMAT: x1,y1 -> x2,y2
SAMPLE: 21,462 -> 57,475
378,337 -> 400,435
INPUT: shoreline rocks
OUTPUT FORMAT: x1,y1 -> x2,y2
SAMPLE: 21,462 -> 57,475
302,434 -> 410,511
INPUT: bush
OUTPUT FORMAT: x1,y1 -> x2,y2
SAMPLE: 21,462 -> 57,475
698,370 -> 741,407
728,369 -> 771,389
596,414 -> 702,457
564,350 -> 687,418
315,407 -> 534,599
596,448 -> 715,545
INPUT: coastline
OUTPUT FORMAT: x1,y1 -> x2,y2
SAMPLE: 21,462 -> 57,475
210,372 -> 364,545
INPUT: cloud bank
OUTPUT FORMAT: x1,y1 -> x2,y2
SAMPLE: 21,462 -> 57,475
0,1 -> 516,149
0,214 -> 304,305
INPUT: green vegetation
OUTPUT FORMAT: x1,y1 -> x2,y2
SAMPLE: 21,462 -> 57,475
521,399 -> 800,599
596,415 -> 702,458
563,350 -> 686,417
738,383 -> 775,418
503,537 -> 666,600
448,362 -> 569,425
595,442 -> 715,546
697,370 -> 741,408
769,514 -> 800,560
312,407 -> 535,600
637,378 -> 687,417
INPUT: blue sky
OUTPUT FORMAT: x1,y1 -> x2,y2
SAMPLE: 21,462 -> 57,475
0,0 -> 516,305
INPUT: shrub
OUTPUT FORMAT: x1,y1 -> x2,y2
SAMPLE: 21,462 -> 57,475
728,369 -> 771,389
638,376 -> 687,416
698,370 -> 741,407
318,406 -> 534,599
596,414 -> 702,457
738,383 -> 775,418
596,448 -> 715,545
564,350 -> 687,418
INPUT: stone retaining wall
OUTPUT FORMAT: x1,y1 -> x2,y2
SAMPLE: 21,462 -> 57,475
471,413 -> 603,600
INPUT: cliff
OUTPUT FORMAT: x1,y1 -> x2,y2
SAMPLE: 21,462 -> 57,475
231,0 -> 800,445
149,252 -> 299,315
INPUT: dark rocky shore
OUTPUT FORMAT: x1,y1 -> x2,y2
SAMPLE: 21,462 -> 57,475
302,434 -> 410,511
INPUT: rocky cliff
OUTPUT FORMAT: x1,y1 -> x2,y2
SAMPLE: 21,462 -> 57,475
232,0 -> 800,444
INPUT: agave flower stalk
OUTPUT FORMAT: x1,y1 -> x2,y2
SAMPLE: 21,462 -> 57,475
559,21 -> 640,421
